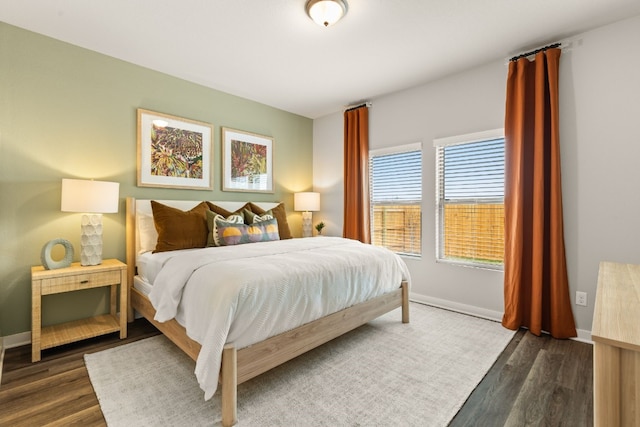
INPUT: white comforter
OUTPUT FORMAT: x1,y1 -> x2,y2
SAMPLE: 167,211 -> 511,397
148,237 -> 411,400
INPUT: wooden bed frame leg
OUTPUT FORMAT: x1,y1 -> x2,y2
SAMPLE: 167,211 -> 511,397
221,344 -> 238,427
401,281 -> 410,324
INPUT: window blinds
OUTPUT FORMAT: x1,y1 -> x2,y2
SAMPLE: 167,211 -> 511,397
369,144 -> 422,256
435,137 -> 505,268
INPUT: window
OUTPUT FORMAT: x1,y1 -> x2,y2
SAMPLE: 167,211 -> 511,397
434,129 -> 504,269
369,143 -> 422,257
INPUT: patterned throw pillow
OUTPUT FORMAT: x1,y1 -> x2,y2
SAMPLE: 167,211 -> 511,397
216,217 -> 280,246
206,211 -> 245,247
247,202 -> 292,240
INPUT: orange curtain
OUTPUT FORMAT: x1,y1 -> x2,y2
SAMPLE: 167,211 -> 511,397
343,106 -> 370,243
502,48 -> 577,338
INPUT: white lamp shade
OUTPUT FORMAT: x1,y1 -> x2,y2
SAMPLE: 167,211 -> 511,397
306,0 -> 347,27
294,192 -> 320,212
61,179 -> 120,213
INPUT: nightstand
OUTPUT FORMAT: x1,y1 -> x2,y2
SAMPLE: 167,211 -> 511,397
31,258 -> 127,362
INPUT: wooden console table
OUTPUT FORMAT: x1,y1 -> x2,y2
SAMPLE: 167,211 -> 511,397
592,261 -> 640,426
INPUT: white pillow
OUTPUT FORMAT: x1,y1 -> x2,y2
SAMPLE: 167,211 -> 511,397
137,212 -> 158,254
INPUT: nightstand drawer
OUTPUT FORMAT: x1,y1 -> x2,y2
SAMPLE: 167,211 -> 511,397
40,269 -> 121,295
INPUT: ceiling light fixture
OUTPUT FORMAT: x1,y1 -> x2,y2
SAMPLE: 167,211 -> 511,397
305,0 -> 348,27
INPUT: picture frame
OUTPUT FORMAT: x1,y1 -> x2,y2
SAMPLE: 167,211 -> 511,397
222,127 -> 274,193
137,109 -> 213,190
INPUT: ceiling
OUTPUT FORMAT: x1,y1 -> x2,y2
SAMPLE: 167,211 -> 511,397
2,0 -> 640,119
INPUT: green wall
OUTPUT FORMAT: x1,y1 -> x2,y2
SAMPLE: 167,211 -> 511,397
0,22 -> 313,337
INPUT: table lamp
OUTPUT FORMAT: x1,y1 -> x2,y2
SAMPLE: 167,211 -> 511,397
61,178 -> 120,266
294,192 -> 320,238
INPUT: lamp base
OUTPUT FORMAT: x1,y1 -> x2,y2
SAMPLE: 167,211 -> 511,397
80,214 -> 103,266
301,211 -> 313,238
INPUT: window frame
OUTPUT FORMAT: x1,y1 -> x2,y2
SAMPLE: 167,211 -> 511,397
434,129 -> 505,270
369,142 -> 423,258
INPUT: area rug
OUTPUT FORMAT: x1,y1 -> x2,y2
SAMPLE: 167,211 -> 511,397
85,303 -> 515,426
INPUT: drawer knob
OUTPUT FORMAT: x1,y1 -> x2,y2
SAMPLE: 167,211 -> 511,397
80,280 -> 89,284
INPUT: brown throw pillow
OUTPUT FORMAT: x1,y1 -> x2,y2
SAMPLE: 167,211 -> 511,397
151,201 -> 210,253
248,202 -> 292,239
206,202 -> 250,218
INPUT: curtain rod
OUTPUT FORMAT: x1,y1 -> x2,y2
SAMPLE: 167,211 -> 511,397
344,102 -> 372,112
510,43 -> 561,62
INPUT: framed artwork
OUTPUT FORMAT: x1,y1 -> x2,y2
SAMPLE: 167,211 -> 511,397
137,109 -> 213,190
222,127 -> 274,193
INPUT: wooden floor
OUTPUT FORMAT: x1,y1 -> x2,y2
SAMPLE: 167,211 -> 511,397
0,320 -> 159,427
0,319 -> 593,427
450,329 -> 593,427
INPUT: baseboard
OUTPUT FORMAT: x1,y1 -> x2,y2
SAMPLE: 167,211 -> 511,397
410,292 -> 504,323
410,292 -> 593,344
2,331 -> 31,349
574,329 -> 593,344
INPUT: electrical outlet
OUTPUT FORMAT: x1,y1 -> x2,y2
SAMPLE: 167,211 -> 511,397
576,291 -> 587,307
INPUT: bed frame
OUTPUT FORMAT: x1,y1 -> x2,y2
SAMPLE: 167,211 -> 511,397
125,197 -> 409,426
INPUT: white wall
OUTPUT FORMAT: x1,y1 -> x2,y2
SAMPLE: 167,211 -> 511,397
313,15 -> 640,336
313,112 -> 344,238
559,15 -> 640,333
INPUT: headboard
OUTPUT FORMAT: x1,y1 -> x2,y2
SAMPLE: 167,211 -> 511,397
125,197 -> 281,316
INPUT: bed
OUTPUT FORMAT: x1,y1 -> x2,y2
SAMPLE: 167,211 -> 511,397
125,197 -> 410,426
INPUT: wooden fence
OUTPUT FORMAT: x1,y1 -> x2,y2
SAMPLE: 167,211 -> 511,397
371,203 -> 504,263
442,203 -> 504,263
372,205 -> 421,255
